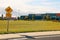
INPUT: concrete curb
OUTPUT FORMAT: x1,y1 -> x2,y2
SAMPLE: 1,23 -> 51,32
0,31 -> 60,39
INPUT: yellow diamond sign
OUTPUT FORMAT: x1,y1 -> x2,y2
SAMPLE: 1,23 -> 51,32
5,6 -> 13,13
5,6 -> 13,18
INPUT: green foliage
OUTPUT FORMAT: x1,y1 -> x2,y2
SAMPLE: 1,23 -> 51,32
0,20 -> 60,34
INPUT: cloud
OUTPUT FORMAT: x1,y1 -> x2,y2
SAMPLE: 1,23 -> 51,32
26,0 -> 60,13
0,0 -> 60,14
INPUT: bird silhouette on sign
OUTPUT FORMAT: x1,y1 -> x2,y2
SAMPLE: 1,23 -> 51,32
21,35 -> 35,39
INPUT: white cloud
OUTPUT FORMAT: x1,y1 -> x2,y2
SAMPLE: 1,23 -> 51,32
0,0 -> 60,14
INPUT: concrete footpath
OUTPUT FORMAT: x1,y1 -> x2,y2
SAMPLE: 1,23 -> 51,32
0,31 -> 60,39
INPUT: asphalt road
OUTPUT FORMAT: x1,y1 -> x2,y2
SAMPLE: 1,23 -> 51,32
1,34 -> 60,40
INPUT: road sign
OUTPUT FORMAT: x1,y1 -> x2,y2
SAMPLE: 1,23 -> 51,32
5,6 -> 13,33
5,6 -> 13,18
5,6 -> 13,13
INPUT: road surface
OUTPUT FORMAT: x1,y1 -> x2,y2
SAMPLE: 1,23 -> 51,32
1,34 -> 60,40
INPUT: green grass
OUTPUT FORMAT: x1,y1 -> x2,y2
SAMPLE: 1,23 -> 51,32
0,20 -> 60,34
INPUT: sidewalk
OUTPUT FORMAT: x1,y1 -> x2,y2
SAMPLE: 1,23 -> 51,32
0,31 -> 60,39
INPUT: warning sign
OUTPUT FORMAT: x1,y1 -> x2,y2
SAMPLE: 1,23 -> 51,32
5,6 -> 13,13
5,6 -> 13,18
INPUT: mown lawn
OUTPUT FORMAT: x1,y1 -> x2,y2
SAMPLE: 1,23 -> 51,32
0,20 -> 60,33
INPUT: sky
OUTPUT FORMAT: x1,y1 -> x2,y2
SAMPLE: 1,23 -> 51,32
0,0 -> 60,14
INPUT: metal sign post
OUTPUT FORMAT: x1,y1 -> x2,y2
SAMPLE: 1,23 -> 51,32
7,19 -> 9,33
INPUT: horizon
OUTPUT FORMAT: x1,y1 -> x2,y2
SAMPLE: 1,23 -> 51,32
0,12 -> 60,17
